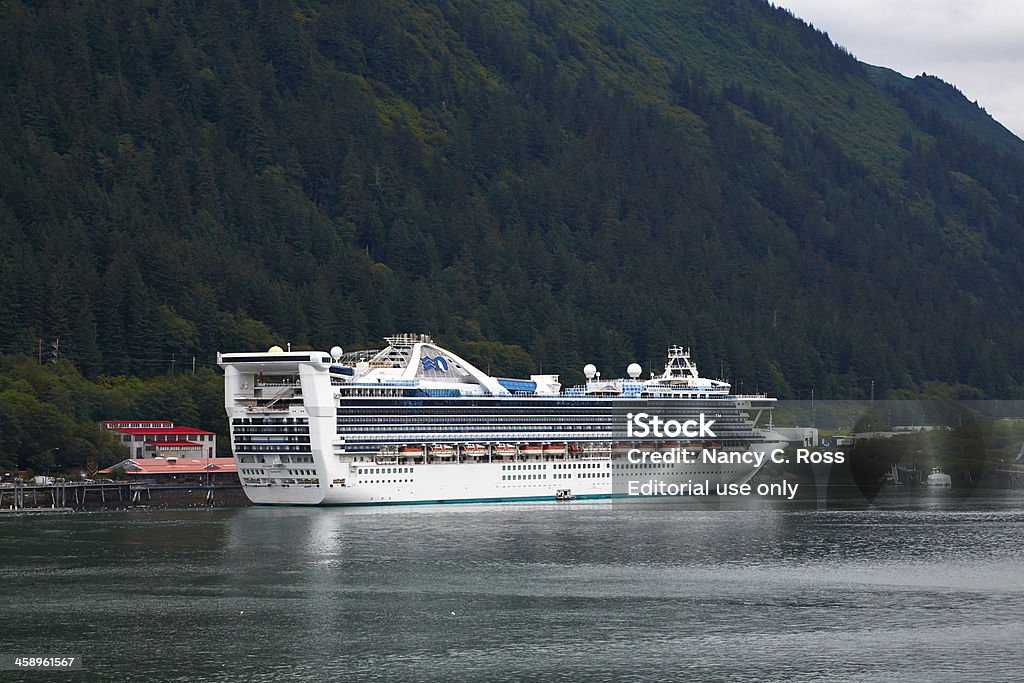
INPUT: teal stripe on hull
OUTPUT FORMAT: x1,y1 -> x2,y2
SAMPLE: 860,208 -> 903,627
253,492 -> 618,507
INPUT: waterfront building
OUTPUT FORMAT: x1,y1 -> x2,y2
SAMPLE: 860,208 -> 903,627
98,457 -> 237,484
774,427 -> 819,447
99,420 -> 217,459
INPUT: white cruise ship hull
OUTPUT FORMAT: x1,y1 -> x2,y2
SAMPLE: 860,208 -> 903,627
238,457 -> 767,506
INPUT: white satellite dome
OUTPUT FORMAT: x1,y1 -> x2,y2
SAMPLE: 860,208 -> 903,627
330,346 -> 344,361
627,363 -> 642,379
268,345 -> 284,353
583,364 -> 597,379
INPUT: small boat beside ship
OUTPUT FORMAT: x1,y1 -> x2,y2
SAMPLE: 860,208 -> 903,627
926,467 -> 952,487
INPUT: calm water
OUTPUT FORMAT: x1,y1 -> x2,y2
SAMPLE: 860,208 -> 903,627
2,488 -> 1023,682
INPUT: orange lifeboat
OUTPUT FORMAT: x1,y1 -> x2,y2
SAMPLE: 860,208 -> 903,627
399,445 -> 424,456
430,444 -> 455,457
543,443 -> 567,455
520,443 -> 544,456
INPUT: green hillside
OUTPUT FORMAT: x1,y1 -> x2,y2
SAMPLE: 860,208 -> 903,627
2,0 -> 1024,466
867,65 -> 1024,157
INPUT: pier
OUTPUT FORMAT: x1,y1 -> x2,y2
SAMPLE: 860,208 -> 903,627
992,464 -> 1024,489
0,480 -> 249,513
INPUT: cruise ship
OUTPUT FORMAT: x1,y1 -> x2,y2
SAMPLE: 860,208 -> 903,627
218,334 -> 784,505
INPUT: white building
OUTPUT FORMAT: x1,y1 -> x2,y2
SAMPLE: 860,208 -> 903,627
774,427 -> 819,447
99,420 -> 217,459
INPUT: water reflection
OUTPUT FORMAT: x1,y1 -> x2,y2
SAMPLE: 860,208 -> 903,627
1,491 -> 1023,680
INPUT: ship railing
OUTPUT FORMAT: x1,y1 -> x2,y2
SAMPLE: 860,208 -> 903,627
238,395 -> 304,405
235,386 -> 302,395
254,384 -> 303,410
342,432 -> 618,443
384,333 -> 433,347
245,404 -> 293,413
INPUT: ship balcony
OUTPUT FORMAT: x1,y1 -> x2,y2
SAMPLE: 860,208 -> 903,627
236,384 -> 303,400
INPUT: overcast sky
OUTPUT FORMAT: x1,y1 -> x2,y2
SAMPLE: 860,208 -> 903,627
777,1 -> 1024,139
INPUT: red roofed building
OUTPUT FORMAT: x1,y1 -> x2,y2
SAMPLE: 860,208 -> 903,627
100,421 -> 217,459
98,457 -> 238,484
100,420 -> 174,430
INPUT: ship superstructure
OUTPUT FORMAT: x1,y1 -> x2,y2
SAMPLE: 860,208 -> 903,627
218,334 -> 783,505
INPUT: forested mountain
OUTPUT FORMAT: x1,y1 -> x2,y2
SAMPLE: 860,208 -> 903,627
867,66 -> 1024,157
3,0 -> 1024,415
